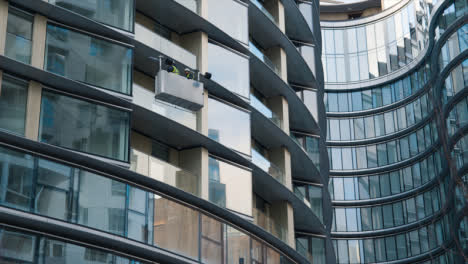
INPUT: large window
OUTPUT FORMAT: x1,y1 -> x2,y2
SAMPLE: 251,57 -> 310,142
48,0 -> 134,32
5,8 -> 33,64
39,90 -> 130,162
45,24 -> 133,95
0,75 -> 28,135
0,146 -> 288,263
208,98 -> 251,155
206,0 -> 248,44
209,157 -> 252,216
207,42 -> 250,98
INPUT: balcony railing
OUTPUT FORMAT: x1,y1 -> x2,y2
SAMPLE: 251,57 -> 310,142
130,148 -> 200,196
135,23 -> 197,69
249,41 -> 281,76
253,207 -> 287,243
250,0 -> 277,25
133,84 -> 197,130
251,148 -> 284,184
174,0 -> 199,14
250,94 -> 282,128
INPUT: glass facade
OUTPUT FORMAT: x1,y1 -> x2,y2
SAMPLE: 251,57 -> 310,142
48,0 -> 134,32
0,75 -> 28,135
45,24 -> 133,94
0,226 -> 144,263
5,8 -> 33,64
0,145 -> 290,263
39,90 -> 130,162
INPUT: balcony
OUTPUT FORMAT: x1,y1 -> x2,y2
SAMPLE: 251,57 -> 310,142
134,22 -> 197,69
250,0 -> 277,26
249,40 -> 280,76
250,93 -> 282,128
130,148 -> 200,196
253,206 -> 287,243
252,148 -> 284,184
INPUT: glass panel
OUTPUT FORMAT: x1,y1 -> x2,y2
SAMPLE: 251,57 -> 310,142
201,215 -> 223,264
208,157 -> 252,216
0,229 -> 35,262
45,24 -> 132,94
0,76 -> 28,135
153,195 -> 199,259
39,91 -> 130,161
206,0 -> 248,43
207,43 -> 249,98
48,0 -> 134,31
5,9 -> 33,64
78,171 -> 126,236
208,98 -> 250,155
226,225 -> 250,264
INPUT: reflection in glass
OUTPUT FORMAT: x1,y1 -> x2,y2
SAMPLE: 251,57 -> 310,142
5,9 -> 33,64
0,76 -> 28,135
45,24 -> 133,94
39,91 -> 130,161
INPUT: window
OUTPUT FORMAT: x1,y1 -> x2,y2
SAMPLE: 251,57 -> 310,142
0,76 -> 28,135
51,0 -> 134,32
45,24 -> 133,94
5,8 -> 33,64
39,91 -> 130,161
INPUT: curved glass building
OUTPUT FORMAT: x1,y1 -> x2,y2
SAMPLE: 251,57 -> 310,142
321,0 -> 467,262
0,0 -> 333,264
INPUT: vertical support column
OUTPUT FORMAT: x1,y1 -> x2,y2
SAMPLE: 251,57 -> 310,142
130,131 -> 152,176
198,0 -> 208,19
0,0 -> 8,55
178,31 -> 209,135
31,14 -> 47,69
267,96 -> 290,135
25,81 -> 42,140
270,201 -> 295,249
269,147 -> 292,190
179,147 -> 209,200
264,0 -> 286,33
265,46 -> 288,83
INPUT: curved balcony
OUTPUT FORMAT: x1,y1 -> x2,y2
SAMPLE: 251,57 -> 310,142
248,0 -> 318,87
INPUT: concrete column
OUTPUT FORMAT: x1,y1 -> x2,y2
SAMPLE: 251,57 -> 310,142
270,201 -> 295,249
265,46 -> 288,82
269,147 -> 292,190
31,14 -> 47,69
198,0 -> 208,18
25,81 -> 42,140
264,0 -> 286,33
178,31 -> 209,135
179,147 -> 209,199
0,0 -> 8,55
267,96 -> 289,135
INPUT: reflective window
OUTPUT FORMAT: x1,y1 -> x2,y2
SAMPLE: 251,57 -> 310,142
208,98 -> 250,155
39,90 -> 130,161
0,75 -> 28,135
45,24 -> 133,94
5,8 -> 33,64
296,236 -> 326,264
207,42 -> 250,98
206,0 -> 248,43
208,157 -> 252,216
48,0 -> 134,31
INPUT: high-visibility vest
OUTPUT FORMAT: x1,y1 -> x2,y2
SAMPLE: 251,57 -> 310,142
168,65 -> 180,75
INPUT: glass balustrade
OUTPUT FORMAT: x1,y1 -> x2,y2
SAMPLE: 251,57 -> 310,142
250,0 -> 278,25
250,94 -> 282,128
252,148 -> 285,184
174,0 -> 199,14
130,148 -> 200,196
253,206 -> 287,243
249,41 -> 281,75
135,23 -> 197,69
